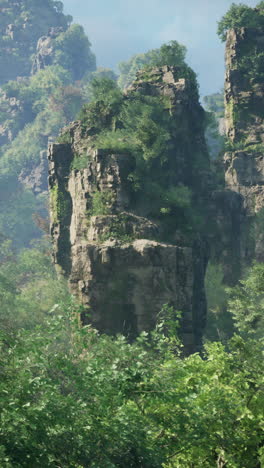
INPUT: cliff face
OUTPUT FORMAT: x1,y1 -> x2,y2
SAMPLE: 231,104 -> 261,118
224,28 -> 264,212
49,66 -> 209,353
223,27 -> 264,267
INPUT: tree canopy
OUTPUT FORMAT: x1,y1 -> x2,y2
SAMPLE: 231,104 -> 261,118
118,40 -> 187,89
217,2 -> 264,41
0,298 -> 263,467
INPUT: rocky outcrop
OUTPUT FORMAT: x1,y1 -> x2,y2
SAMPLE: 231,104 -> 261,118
210,190 -> 247,284
222,27 -> 264,265
31,27 -> 65,75
48,67 -> 210,353
224,28 -> 264,212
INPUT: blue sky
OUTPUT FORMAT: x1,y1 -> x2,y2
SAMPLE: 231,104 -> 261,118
62,0 -> 258,96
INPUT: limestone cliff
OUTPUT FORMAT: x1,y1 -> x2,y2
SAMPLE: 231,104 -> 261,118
49,66 -> 210,353
223,27 -> 264,266
224,27 -> 264,211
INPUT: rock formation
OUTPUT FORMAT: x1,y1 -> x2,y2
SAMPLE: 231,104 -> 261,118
224,28 -> 264,209
31,27 -> 65,75
223,27 -> 264,265
49,66 -> 210,353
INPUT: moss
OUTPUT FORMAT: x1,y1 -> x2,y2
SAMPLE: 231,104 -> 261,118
99,214 -> 137,244
50,185 -> 70,223
71,152 -> 89,171
89,190 -> 116,216
57,131 -> 72,144
226,97 -> 235,128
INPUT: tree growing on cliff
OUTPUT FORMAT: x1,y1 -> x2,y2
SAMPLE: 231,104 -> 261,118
53,24 -> 96,81
118,40 -> 187,89
217,2 -> 264,42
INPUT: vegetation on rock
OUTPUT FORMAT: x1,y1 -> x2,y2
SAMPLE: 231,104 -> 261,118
0,0 -> 72,83
0,0 -> 96,247
118,40 -> 189,89
217,2 -> 264,41
76,53 -> 207,242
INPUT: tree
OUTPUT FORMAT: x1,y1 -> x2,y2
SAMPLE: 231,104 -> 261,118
227,263 -> 264,339
0,238 -> 69,331
118,40 -> 187,89
53,24 -> 96,81
217,3 -> 264,42
0,301 -> 263,467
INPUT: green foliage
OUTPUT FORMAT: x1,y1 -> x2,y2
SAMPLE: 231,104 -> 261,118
89,190 -> 116,216
53,24 -> 96,81
0,299 -> 263,467
0,179 -> 46,248
0,5 -> 97,249
78,78 -> 123,131
30,66 -> 71,94
203,92 -> 225,118
57,131 -> 71,144
205,263 -> 234,342
203,92 -> 225,162
78,59 -> 204,239
83,67 -> 118,86
0,66 -> 72,177
70,153 -> 89,171
95,128 -> 136,153
0,239 -> 69,331
162,186 -> 192,211
98,214 -> 137,244
227,262 -> 264,338
50,185 -> 70,223
118,40 -> 187,89
217,3 -> 264,42
50,85 -> 85,122
0,0 -> 72,83
204,110 -> 225,160
120,94 -> 171,159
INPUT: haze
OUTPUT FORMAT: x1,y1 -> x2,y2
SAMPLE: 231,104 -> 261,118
63,0 -> 258,96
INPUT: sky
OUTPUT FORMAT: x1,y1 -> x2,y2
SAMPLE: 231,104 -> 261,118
62,0 -> 258,97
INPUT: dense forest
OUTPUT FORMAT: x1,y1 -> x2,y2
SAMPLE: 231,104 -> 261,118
0,1 -> 263,467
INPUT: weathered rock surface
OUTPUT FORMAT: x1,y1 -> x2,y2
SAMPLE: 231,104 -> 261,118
31,27 -> 65,75
224,28 -> 264,211
221,27 -> 264,268
48,67 -> 210,353
210,189 -> 247,284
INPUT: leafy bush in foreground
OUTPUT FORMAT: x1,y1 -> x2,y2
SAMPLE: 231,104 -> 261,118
0,300 -> 263,467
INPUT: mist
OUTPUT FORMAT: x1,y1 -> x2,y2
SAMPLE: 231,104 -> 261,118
62,0 -> 259,96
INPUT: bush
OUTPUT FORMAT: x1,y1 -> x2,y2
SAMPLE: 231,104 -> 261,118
0,299 -> 263,467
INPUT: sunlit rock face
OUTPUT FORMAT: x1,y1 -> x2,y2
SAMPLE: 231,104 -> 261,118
48,66 -> 210,354
224,28 -> 264,211
221,27 -> 264,266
